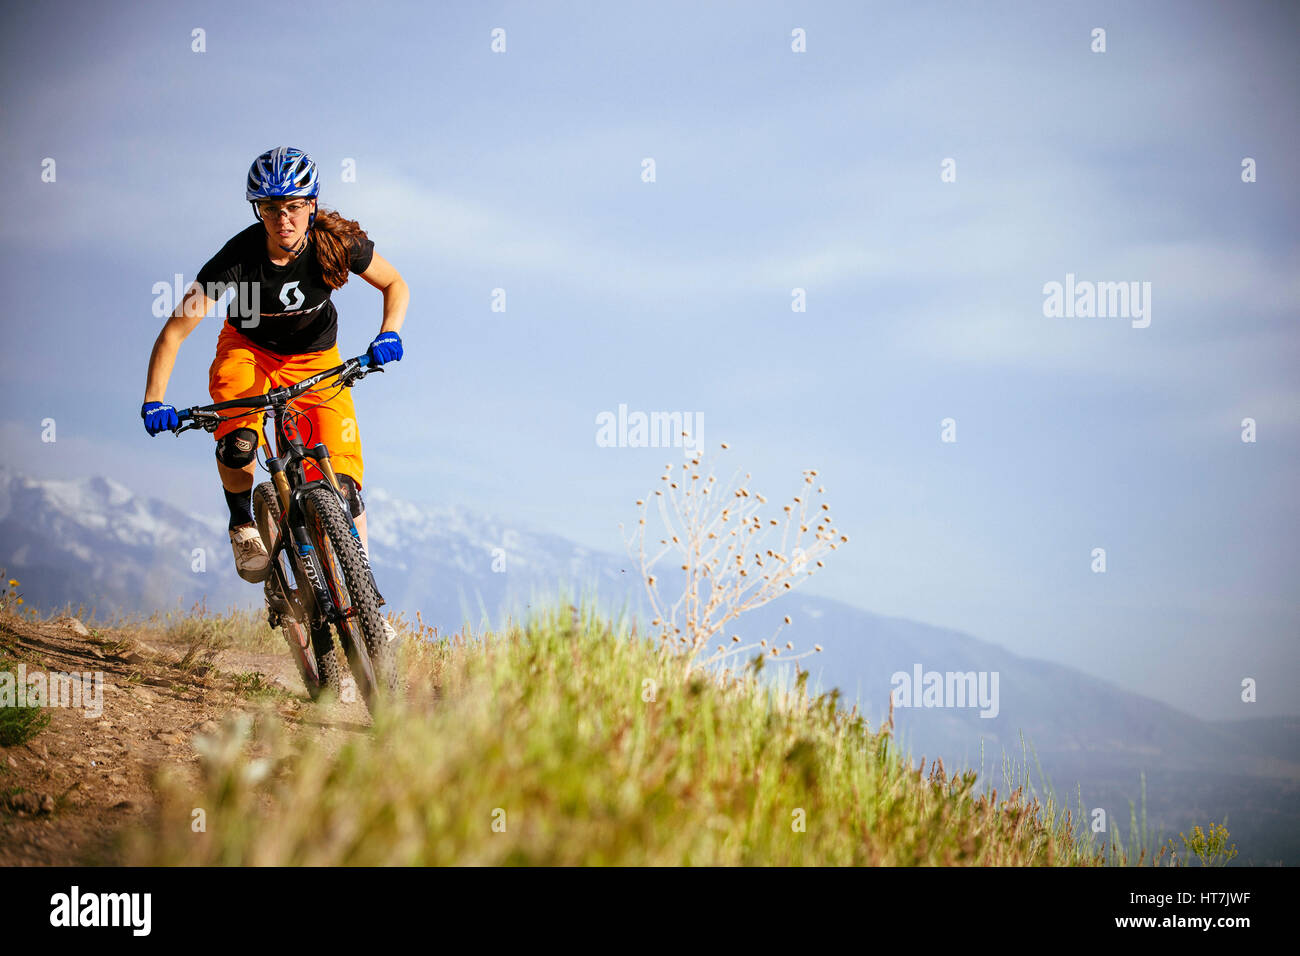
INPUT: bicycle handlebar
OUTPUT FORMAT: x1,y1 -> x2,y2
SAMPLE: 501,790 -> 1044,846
172,353 -> 376,434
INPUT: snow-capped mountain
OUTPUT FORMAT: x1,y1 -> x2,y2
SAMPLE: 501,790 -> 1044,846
0,466 -> 634,628
0,468 -> 236,617
359,486 -> 637,629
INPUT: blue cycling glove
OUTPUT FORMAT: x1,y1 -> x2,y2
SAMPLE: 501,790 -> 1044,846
141,401 -> 179,436
368,331 -> 403,365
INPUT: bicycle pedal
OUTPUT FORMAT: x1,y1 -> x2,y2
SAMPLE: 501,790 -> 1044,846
264,581 -> 293,618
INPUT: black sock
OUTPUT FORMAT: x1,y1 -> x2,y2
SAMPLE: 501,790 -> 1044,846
224,488 -> 253,530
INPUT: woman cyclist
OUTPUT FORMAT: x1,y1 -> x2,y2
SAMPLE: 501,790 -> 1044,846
141,146 -> 409,595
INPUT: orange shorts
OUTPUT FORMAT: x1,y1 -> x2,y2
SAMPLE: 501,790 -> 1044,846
208,324 -> 364,487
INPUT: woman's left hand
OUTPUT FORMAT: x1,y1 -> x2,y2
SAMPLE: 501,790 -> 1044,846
368,331 -> 403,365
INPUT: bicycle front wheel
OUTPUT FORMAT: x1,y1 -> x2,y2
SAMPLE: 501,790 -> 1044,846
253,482 -> 342,701
300,486 -> 398,714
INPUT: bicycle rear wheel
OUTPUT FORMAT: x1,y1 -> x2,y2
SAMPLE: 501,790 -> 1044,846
253,482 -> 342,700
300,485 -> 398,715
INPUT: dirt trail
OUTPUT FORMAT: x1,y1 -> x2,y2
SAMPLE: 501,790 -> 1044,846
0,611 -> 371,865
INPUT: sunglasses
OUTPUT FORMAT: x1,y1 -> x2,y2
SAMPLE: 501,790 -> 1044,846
257,199 -> 314,221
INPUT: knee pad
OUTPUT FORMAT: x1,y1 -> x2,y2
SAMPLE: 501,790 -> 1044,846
215,428 -> 259,468
337,474 -> 364,519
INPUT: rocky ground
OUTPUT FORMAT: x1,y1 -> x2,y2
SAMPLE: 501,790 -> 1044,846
0,610 -> 371,865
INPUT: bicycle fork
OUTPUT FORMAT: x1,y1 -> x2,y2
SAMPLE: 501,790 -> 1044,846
263,457 -> 337,626
291,525 -> 340,624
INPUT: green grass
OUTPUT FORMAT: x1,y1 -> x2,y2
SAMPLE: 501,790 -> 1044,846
5,595 -> 1233,866
0,654 -> 52,748
134,603 -> 1148,866
0,700 -> 50,748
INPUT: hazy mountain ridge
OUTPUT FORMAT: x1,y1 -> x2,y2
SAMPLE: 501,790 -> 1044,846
1,464 -> 1290,765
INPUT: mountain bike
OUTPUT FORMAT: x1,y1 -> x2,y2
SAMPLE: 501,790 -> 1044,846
171,353 -> 398,715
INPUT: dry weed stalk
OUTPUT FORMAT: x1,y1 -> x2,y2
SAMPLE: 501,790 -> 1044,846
623,441 -> 847,675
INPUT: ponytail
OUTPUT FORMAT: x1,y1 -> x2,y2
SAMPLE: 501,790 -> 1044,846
310,207 -> 370,290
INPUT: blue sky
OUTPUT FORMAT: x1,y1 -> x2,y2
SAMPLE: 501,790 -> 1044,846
1,0 -> 1296,721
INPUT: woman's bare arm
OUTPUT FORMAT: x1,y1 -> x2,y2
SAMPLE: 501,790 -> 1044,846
144,283 -> 215,403
358,252 -> 410,337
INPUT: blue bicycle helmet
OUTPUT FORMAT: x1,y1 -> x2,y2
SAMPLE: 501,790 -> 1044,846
246,146 -> 319,225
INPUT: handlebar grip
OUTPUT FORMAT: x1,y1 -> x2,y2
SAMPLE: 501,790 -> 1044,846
357,353 -> 371,368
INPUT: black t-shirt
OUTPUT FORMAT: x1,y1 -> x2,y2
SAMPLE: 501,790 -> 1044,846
196,223 -> 375,355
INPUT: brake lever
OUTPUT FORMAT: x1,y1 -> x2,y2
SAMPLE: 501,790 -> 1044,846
344,365 -> 384,386
173,411 -> 221,436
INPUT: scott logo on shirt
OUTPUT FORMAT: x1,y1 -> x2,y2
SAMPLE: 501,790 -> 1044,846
279,280 -> 304,310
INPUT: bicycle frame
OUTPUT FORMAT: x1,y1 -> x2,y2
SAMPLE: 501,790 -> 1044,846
175,355 -> 384,630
